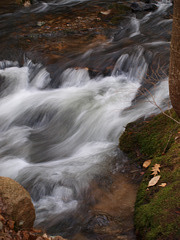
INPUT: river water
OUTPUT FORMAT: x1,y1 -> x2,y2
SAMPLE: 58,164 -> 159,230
0,0 -> 173,239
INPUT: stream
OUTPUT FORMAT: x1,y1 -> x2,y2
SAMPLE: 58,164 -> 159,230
0,0 -> 173,239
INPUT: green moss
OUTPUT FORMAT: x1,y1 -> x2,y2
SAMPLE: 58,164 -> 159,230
119,109 -> 180,240
119,110 -> 179,164
135,182 -> 180,240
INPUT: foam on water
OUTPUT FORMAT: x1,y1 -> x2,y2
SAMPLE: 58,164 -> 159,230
0,0 -> 172,235
0,56 -> 169,231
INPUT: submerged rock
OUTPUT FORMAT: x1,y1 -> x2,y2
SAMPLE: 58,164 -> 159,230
0,176 -> 35,229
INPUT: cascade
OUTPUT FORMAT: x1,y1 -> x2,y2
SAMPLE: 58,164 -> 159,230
0,0 -> 173,238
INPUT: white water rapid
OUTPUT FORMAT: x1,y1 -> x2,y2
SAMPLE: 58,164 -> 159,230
0,0 -> 172,237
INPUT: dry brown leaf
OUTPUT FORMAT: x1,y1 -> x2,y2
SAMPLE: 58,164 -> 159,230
24,1 -> 31,7
159,183 -> 167,187
0,214 -> 5,221
151,164 -> 161,176
148,175 -> 161,187
143,159 -> 151,168
33,228 -> 42,233
100,10 -> 111,15
43,233 -> 48,238
8,220 -> 15,229
74,67 -> 89,71
22,231 -> 30,239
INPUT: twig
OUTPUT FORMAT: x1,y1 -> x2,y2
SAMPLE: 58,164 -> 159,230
138,86 -> 180,125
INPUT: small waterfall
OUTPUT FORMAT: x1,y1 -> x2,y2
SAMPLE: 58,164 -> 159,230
130,17 -> 140,38
0,0 -> 172,237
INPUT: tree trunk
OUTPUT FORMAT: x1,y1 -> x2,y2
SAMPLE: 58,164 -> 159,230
169,0 -> 180,117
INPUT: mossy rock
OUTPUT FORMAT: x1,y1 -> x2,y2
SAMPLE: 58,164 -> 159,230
119,110 -> 179,164
119,109 -> 180,240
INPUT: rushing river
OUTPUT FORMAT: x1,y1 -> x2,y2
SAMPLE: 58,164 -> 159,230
0,0 -> 173,239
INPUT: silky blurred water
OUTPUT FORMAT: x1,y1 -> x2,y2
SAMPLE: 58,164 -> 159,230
0,0 -> 173,237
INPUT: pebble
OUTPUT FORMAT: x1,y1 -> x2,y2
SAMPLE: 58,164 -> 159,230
19,220 -> 24,226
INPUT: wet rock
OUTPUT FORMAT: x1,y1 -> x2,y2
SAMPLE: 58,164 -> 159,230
84,214 -> 110,232
0,176 -> 35,229
131,2 -> 157,12
164,4 -> 173,19
142,0 -> 157,3
8,219 -> 15,229
82,212 -> 125,239
143,3 -> 157,11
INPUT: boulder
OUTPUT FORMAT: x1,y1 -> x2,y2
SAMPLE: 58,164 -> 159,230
0,177 -> 35,229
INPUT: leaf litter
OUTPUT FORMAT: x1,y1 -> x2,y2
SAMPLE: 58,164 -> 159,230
148,175 -> 161,187
151,164 -> 161,176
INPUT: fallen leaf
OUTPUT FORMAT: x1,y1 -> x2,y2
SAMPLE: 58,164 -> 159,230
151,164 -> 161,176
143,159 -> 151,168
22,231 -> 30,240
74,67 -> 89,71
8,220 -> 15,230
100,10 -> 111,15
33,228 -> 42,233
36,237 -> 44,240
148,175 -> 161,187
175,211 -> 180,215
53,236 -> 67,240
43,233 -> 48,238
0,214 -> 5,221
24,1 -> 31,7
159,183 -> 167,187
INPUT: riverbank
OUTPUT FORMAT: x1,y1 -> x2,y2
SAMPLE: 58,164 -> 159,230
119,109 -> 180,240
